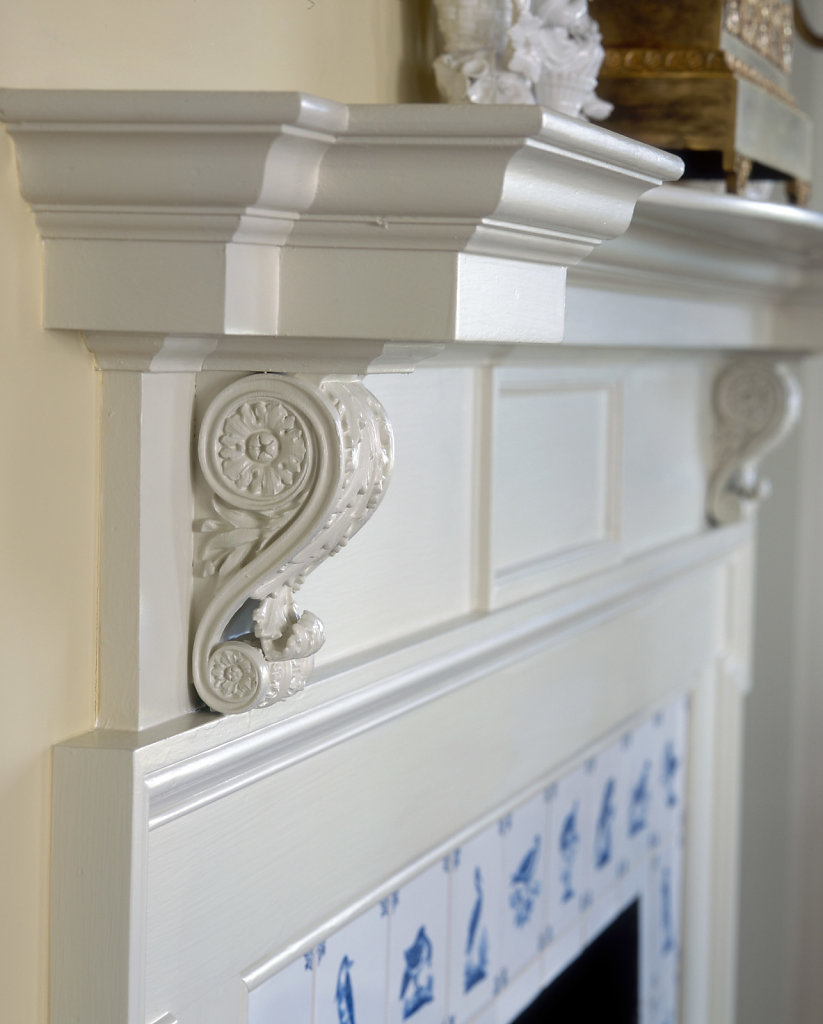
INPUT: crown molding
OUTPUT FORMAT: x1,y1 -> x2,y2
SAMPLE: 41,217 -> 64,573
0,90 -> 682,366
572,184 -> 823,303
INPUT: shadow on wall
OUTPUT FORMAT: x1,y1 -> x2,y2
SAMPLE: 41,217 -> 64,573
399,0 -> 440,102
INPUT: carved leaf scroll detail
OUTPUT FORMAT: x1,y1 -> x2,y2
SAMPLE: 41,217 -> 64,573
707,359 -> 801,526
192,374 -> 394,715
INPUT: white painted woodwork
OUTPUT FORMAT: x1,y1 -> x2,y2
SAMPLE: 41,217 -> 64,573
484,366 -> 622,607
0,90 -> 681,355
0,90 -> 820,1024
567,185 -> 823,351
298,369 -> 477,666
56,551 -> 728,1024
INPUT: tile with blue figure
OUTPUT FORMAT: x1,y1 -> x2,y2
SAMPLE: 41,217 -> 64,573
589,741 -> 628,906
247,951 -> 314,1024
510,835 -> 542,928
649,697 -> 689,847
388,861 -> 448,1024
546,763 -> 592,941
448,822 -> 504,1024
336,956 -> 356,1024
655,842 -> 683,1024
643,842 -> 683,1024
315,902 -> 388,1024
625,718 -> 656,858
501,791 -> 549,984
400,926 -> 435,1019
664,696 -> 688,832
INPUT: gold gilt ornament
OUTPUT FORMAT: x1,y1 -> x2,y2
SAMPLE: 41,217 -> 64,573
590,0 -> 812,201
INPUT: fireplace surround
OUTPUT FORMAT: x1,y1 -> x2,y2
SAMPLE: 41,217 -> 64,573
245,697 -> 685,1024
2,90 -> 822,1024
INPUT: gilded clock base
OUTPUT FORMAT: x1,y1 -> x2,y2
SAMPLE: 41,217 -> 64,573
597,60 -> 812,202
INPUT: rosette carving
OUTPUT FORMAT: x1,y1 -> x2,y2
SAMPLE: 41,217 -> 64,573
707,360 -> 801,526
193,374 -> 393,714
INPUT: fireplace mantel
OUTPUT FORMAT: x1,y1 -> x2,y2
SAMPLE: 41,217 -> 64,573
3,91 -> 821,1024
0,89 -> 682,363
3,90 -> 823,363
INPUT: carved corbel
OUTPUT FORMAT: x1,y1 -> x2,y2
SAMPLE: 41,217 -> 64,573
192,374 -> 393,714
707,359 -> 801,526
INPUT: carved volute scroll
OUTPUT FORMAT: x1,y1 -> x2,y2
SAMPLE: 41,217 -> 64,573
192,374 -> 393,714
707,360 -> 801,526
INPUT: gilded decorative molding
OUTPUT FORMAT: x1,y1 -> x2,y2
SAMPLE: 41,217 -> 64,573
707,360 -> 801,526
602,47 -> 729,75
723,0 -> 794,72
601,47 -> 797,107
193,374 -> 393,714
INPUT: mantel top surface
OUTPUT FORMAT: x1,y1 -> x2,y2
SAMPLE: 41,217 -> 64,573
1,88 -> 820,358
0,88 -> 680,179
0,88 -> 683,355
638,185 -> 823,266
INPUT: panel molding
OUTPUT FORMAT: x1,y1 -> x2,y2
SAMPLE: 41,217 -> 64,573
141,524 -> 748,831
484,370 -> 623,608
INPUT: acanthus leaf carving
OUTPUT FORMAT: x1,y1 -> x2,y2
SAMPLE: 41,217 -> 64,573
192,374 -> 393,715
707,359 -> 801,526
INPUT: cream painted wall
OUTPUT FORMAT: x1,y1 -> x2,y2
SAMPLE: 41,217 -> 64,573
0,128 -> 98,1024
0,2 -> 429,1020
0,0 -> 434,101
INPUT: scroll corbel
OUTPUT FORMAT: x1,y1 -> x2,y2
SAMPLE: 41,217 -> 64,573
707,359 -> 801,526
192,373 -> 393,715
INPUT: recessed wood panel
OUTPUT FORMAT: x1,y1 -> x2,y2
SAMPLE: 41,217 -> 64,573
300,367 -> 477,666
621,362 -> 708,557
486,370 -> 621,607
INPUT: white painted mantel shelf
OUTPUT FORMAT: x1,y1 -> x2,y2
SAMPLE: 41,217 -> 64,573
2,91 -> 823,1024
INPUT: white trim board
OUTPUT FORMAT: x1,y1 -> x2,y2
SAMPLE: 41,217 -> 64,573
52,525 -> 745,1024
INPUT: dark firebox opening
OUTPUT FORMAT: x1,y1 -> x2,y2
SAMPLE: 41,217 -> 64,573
512,900 -> 639,1023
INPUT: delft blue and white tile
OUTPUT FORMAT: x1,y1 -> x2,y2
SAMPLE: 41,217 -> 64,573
584,879 -> 634,949
618,861 -> 648,949
540,923 -> 585,998
643,842 -> 682,1024
649,699 -> 688,849
463,1003 -> 496,1024
588,740 -> 627,910
663,696 -> 689,839
652,843 -> 683,1024
388,861 -> 448,1024
625,719 -> 657,862
545,763 -> 593,942
447,823 -> 504,1024
500,792 -> 549,983
495,957 -> 545,1024
640,854 -> 659,1024
247,952 -> 314,1024
316,903 -> 388,1024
